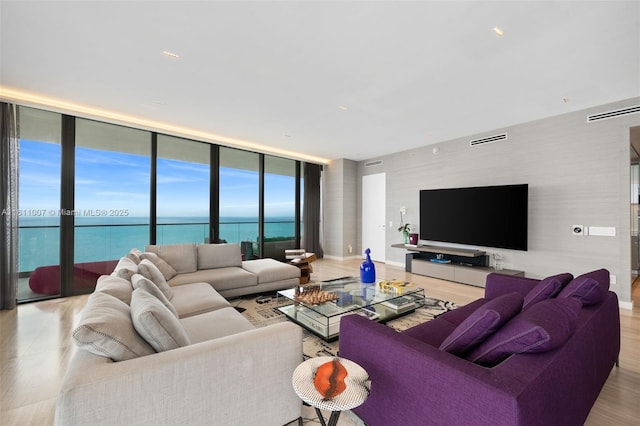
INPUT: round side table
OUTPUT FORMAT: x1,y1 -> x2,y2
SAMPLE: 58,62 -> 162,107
292,356 -> 370,426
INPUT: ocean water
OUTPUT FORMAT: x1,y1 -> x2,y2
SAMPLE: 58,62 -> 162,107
18,216 -> 295,272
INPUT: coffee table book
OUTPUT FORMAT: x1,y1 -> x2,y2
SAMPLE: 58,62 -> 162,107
381,296 -> 416,312
294,305 -> 355,337
379,279 -> 418,295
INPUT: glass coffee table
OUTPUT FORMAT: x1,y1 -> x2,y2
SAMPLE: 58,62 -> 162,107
277,276 -> 425,341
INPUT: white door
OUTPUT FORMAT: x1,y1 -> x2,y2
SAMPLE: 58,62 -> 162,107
362,173 -> 386,262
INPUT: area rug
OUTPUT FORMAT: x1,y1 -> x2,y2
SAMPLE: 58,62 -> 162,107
229,292 -> 457,359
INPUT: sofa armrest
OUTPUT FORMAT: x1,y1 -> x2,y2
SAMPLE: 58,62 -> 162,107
339,315 -> 525,426
55,322 -> 303,426
484,272 -> 539,299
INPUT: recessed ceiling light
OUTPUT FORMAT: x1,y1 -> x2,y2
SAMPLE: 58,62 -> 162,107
493,27 -> 504,37
162,50 -> 180,59
337,105 -> 349,111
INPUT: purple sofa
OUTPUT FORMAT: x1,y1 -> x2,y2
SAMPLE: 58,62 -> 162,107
339,269 -> 620,426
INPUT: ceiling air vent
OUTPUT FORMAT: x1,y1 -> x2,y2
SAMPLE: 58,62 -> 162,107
365,160 -> 383,167
470,133 -> 508,147
587,105 -> 640,122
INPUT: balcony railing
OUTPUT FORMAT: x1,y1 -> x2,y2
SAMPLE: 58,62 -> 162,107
18,220 -> 296,273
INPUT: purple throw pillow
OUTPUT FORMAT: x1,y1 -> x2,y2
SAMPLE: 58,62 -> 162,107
467,297 -> 582,367
439,292 -> 523,356
522,273 -> 573,309
557,276 -> 606,306
575,269 -> 610,291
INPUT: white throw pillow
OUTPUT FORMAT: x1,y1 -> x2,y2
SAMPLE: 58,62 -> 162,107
112,256 -> 138,282
131,273 -> 179,318
139,252 -> 177,281
130,288 -> 191,352
95,275 -> 133,305
72,292 -> 155,361
137,259 -> 174,300
126,248 -> 143,265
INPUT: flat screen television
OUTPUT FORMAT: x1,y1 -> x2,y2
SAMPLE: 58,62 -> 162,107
419,184 -> 528,251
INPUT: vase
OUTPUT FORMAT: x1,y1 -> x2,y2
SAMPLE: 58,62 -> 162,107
360,248 -> 376,283
403,231 -> 409,244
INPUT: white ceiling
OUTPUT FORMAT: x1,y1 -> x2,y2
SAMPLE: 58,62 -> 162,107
1,1 -> 639,162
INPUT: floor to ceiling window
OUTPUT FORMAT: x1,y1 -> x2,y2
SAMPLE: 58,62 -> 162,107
14,105 -> 317,303
219,147 -> 260,257
74,119 -> 150,292
156,135 -> 210,244
263,155 -> 298,259
17,107 -> 62,301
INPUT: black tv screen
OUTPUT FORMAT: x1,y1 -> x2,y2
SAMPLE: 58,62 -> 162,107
419,184 -> 528,251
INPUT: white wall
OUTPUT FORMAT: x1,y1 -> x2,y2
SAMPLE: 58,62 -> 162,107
347,97 -> 640,304
323,159 -> 358,259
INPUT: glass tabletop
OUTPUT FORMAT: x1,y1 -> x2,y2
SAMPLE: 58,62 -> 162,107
277,276 -> 424,319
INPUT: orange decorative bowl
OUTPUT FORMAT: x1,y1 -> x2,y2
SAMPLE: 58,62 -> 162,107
313,358 -> 348,399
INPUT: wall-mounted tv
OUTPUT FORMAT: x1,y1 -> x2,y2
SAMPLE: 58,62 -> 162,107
419,184 -> 528,251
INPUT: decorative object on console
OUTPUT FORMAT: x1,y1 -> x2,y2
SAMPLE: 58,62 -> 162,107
398,206 -> 411,244
408,233 -> 419,245
360,248 -> 376,283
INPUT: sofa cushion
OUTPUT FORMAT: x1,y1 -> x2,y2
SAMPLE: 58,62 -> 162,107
130,288 -> 191,352
72,292 -> 155,361
241,258 -> 300,284
112,256 -> 138,281
557,270 -> 609,306
168,267 -> 258,291
131,274 -> 179,318
523,273 -> 573,309
139,252 -> 177,281
467,297 -> 582,367
439,292 -> 523,356
137,259 -> 174,301
146,243 -> 197,274
574,268 -> 610,291
170,282 -> 232,318
94,275 -> 133,304
180,306 -> 255,344
197,243 -> 242,269
558,269 -> 610,306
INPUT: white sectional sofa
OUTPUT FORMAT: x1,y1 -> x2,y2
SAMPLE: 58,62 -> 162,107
143,242 -> 301,298
55,243 -> 304,426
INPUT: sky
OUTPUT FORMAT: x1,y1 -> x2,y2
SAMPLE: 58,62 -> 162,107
19,139 -> 297,222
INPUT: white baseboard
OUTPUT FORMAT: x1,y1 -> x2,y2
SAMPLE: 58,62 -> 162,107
619,300 -> 634,310
323,254 -> 362,261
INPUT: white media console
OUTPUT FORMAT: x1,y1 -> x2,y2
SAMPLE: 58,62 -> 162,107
392,244 -> 524,288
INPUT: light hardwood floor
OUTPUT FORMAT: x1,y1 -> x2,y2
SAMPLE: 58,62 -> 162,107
1,258 -> 639,425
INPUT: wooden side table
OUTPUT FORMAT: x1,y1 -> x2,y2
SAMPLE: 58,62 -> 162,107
292,356 -> 370,426
287,251 -> 317,284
